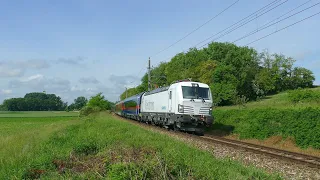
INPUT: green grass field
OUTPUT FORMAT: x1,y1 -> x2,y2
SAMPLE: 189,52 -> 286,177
0,112 -> 280,179
0,111 -> 79,117
0,112 -> 80,179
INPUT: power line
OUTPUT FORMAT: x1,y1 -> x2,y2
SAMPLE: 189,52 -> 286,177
232,1 -> 319,43
130,67 -> 145,84
198,0 -> 289,48
154,0 -> 285,65
193,0 -> 281,48
245,11 -> 320,46
150,0 -> 240,58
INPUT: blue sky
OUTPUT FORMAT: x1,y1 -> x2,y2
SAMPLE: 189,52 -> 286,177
0,0 -> 319,103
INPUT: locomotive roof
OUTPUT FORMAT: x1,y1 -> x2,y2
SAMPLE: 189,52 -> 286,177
143,81 -> 209,96
116,92 -> 145,105
144,86 -> 169,96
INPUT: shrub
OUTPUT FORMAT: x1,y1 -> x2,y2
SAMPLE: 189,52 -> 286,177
79,106 -> 102,116
87,93 -> 111,110
212,107 -> 320,149
287,89 -> 320,103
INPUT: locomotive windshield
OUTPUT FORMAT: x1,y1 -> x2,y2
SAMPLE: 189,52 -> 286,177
182,86 -> 210,100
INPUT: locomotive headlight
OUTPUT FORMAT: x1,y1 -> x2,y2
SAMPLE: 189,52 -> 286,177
178,104 -> 184,113
209,107 -> 213,115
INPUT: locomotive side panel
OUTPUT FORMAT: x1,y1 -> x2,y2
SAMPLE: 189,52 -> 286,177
141,90 -> 169,114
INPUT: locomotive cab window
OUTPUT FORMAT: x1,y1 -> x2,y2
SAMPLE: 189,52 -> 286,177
182,86 -> 210,100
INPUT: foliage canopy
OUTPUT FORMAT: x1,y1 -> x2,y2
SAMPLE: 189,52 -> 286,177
120,42 -> 315,106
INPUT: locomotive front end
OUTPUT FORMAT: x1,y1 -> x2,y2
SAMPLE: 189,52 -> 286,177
172,81 -> 214,134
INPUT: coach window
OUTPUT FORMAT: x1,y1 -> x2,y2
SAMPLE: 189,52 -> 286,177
169,91 -> 172,99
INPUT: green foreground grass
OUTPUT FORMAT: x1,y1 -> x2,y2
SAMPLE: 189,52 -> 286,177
0,112 -> 280,179
0,116 -> 80,178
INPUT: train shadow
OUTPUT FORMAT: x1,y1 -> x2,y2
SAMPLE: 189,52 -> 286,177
205,123 -> 235,137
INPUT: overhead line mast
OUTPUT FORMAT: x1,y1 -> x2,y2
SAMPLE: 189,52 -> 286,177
148,57 -> 151,91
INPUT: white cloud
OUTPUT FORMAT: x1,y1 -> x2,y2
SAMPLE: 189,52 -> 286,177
109,74 -> 140,88
55,56 -> 86,66
9,74 -> 70,91
0,59 -> 49,78
0,89 -> 12,95
15,59 -> 50,69
79,77 -> 99,84
0,65 -> 24,77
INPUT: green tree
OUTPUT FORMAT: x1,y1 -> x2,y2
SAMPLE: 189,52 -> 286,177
74,96 -> 88,110
254,68 -> 275,95
191,60 -> 217,84
291,67 -> 315,88
119,42 -> 315,106
151,62 -> 167,88
87,93 -> 111,110
2,92 -> 66,111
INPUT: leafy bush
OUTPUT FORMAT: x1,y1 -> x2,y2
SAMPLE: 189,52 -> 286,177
287,89 -> 320,103
212,107 -> 320,149
79,106 -> 102,116
80,93 -> 113,116
87,93 -> 111,110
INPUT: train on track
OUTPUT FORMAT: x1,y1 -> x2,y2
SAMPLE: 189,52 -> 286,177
115,79 -> 214,134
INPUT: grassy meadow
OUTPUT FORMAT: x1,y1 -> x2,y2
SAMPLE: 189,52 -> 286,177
0,111 -> 79,117
0,111 -> 280,179
0,111 -> 80,179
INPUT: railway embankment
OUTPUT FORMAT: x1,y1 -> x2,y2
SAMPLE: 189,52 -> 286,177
210,107 -> 320,155
209,88 -> 320,155
115,113 -> 320,179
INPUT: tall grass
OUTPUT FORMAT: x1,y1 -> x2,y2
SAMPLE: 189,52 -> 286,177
1,113 -> 280,179
0,116 -> 80,178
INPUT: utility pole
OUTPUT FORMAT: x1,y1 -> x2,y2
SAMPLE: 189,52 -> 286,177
125,87 -> 128,99
148,57 -> 151,91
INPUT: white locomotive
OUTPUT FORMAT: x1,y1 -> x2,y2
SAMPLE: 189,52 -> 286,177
115,79 -> 214,134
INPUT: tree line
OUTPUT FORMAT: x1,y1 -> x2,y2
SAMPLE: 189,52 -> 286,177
120,42 -> 315,106
0,92 -> 113,111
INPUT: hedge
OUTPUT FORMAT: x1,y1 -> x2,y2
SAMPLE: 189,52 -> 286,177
212,107 -> 320,149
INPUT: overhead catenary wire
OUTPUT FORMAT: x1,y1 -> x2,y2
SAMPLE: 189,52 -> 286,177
150,0 -> 240,58
130,67 -> 145,84
232,1 -> 319,43
245,11 -> 320,46
140,0 -> 317,89
154,0 -> 285,65
197,0 -> 289,48
193,0 -> 282,48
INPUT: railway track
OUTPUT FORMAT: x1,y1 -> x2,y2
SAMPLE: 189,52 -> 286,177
113,113 -> 320,169
200,135 -> 320,169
